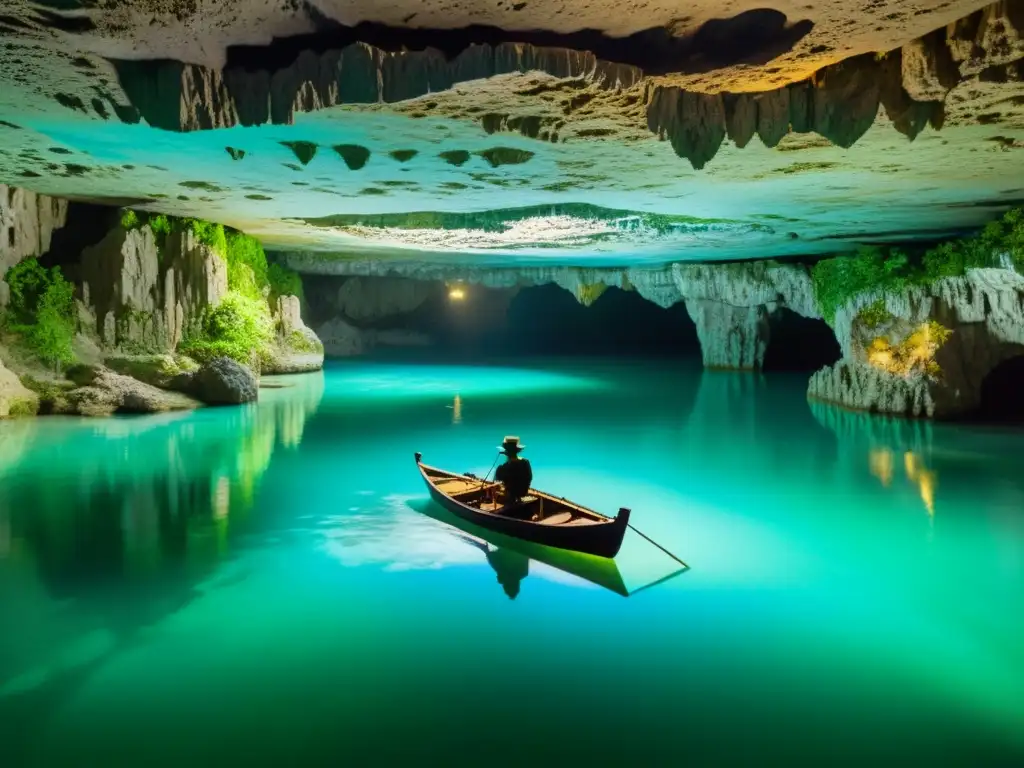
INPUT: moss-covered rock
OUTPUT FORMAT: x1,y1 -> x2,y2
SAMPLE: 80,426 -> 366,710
0,358 -> 39,418
105,353 -> 198,388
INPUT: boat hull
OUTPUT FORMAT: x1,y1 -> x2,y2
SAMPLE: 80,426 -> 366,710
417,457 -> 628,559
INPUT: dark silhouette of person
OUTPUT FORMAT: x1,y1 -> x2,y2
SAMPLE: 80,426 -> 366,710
485,547 -> 530,599
494,436 -> 533,504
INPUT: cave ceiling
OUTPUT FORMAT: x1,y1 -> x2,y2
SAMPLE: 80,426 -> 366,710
0,0 -> 1022,266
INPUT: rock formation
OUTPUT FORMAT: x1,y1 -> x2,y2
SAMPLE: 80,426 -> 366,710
62,363 -> 202,416
0,185 -> 68,308
265,295 -> 325,374
0,358 -> 38,417
808,268 -> 1024,417
85,1 -> 1018,175
0,191 -> 323,418
286,256 -> 819,369
175,357 -> 259,405
81,224 -> 228,351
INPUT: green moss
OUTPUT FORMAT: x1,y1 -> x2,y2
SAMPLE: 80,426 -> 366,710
287,330 -> 322,354
812,207 -> 1024,324
8,396 -> 39,417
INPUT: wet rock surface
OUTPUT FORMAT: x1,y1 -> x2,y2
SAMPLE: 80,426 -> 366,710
174,356 -> 259,405
808,268 -> 1024,418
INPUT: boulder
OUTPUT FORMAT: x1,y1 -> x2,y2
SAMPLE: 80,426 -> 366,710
0,359 -> 39,418
183,357 -> 258,405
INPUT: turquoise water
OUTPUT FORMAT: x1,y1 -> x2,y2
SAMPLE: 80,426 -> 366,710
1,359 -> 1023,765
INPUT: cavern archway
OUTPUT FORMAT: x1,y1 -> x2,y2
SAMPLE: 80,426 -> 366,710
497,284 -> 701,358
762,308 -> 841,372
976,355 -> 1024,423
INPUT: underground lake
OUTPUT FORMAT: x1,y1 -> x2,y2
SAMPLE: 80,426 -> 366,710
1,359 -> 1023,765
3,0 -> 1024,763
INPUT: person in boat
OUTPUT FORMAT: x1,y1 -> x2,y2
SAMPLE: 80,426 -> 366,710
494,436 -> 533,506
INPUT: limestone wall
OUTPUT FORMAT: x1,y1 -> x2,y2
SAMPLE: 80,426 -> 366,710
283,256 -> 819,368
80,224 -> 228,352
0,184 -> 69,307
808,268 -> 1024,417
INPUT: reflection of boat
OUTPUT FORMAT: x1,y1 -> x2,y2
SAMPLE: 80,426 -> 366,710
415,453 -> 630,558
411,499 -> 629,597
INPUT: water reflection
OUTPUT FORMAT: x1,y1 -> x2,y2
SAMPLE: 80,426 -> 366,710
0,372 -> 324,725
320,495 -> 638,598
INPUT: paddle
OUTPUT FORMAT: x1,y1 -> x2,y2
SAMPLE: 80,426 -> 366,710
625,522 -> 689,569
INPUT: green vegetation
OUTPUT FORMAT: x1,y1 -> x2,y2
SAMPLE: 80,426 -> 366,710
113,208 -> 311,369
2,259 -> 76,371
180,293 -> 274,367
856,298 -> 890,330
812,207 -> 1024,323
287,330 -> 323,354
268,263 -> 304,304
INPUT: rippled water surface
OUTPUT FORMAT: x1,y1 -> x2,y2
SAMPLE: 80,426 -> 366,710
1,360 -> 1022,765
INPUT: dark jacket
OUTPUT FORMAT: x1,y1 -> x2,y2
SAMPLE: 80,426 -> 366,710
496,457 -> 533,501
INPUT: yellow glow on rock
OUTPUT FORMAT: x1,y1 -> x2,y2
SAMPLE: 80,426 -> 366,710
449,287 -> 466,300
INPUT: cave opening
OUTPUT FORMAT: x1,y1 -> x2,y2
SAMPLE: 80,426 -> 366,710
762,308 -> 841,372
37,201 -> 119,281
976,355 -> 1024,423
471,284 -> 700,359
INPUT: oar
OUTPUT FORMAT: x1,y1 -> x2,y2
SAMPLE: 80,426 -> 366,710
626,522 -> 689,569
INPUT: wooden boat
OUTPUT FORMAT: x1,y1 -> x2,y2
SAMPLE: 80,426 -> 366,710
415,452 -> 630,559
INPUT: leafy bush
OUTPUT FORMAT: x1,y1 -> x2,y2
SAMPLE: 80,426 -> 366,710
268,262 -> 304,303
3,259 -> 76,370
180,292 -> 274,367
120,209 -> 140,230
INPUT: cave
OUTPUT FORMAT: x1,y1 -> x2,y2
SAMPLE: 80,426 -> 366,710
762,308 -> 841,372
486,284 -> 700,358
976,355 -> 1024,423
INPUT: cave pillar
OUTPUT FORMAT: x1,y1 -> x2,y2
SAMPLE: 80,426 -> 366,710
685,299 -> 771,370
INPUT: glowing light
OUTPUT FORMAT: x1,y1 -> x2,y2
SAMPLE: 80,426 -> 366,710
868,448 -> 894,487
448,287 -> 466,300
904,451 -> 937,517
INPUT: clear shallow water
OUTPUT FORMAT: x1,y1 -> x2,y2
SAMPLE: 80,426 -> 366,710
1,359 -> 1022,766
